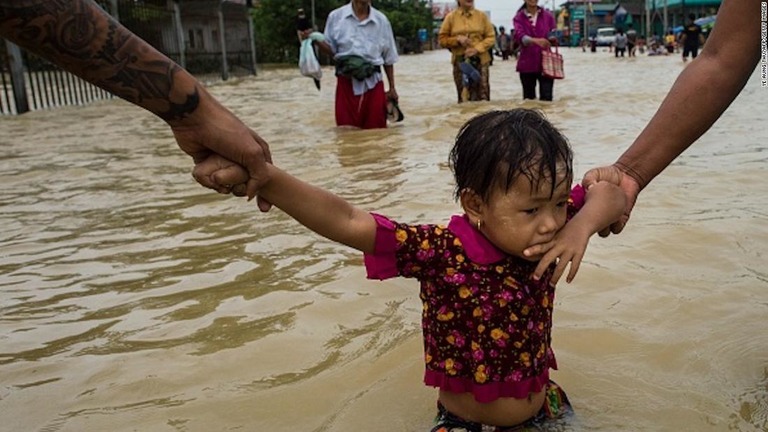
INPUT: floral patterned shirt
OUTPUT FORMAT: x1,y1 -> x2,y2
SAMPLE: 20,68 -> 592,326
364,186 -> 585,403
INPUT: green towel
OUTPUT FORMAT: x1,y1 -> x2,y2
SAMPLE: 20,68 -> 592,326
335,55 -> 380,80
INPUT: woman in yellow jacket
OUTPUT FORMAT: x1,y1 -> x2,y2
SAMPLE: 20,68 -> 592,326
438,0 -> 496,103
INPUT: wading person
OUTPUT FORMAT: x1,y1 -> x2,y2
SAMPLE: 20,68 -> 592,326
227,109 -> 626,431
679,14 -> 706,62
513,0 -> 557,101
312,0 -> 399,129
438,0 -> 495,103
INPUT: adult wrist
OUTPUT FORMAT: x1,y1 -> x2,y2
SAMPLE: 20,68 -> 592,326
613,161 -> 646,192
163,79 -> 217,128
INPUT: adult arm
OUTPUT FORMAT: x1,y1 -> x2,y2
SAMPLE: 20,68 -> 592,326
384,64 -> 397,101
513,10 -> 550,49
582,0 -> 761,234
382,18 -> 398,101
0,0 -> 271,203
259,165 -> 377,254
530,182 -> 626,283
314,10 -> 337,58
313,39 -> 335,58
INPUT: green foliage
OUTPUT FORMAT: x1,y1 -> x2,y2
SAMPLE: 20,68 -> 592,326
251,0 -> 433,63
251,0 -> 338,63
375,0 -> 433,42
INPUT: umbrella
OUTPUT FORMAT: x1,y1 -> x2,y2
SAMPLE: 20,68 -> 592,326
695,15 -> 716,31
695,15 -> 716,26
613,5 -> 628,26
675,15 -> 716,35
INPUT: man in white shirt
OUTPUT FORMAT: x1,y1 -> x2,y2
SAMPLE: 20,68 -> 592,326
313,0 -> 399,129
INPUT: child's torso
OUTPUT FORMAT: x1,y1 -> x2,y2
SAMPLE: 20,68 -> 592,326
416,231 -> 556,386
383,218 -> 557,402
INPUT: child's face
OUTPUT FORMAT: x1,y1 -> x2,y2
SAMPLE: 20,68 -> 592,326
479,171 -> 570,261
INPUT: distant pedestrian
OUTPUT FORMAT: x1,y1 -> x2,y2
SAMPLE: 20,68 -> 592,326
626,24 -> 638,56
498,26 -> 512,60
636,35 -> 646,54
312,0 -> 399,129
664,30 -> 676,54
513,0 -> 557,101
296,8 -> 312,42
438,0 -> 496,103
614,29 -> 627,57
679,14 -> 706,62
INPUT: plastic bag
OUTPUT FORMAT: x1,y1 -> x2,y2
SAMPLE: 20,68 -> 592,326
299,38 -> 322,81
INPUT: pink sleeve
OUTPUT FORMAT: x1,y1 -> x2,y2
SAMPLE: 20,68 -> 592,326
363,213 -> 399,280
566,184 -> 586,221
570,184 -> 586,209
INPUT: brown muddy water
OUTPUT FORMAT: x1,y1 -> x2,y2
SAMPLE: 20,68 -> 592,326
1,48 -> 767,432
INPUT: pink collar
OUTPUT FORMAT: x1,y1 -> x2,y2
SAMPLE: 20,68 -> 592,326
447,215 -> 507,265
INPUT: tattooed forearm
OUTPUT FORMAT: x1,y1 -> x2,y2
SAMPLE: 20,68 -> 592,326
0,0 -> 199,121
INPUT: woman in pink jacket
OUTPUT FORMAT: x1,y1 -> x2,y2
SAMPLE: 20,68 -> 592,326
513,0 -> 557,101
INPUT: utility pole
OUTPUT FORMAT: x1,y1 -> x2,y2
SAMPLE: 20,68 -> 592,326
681,0 -> 686,28
218,1 -> 229,81
646,0 -> 651,39
585,1 -> 590,44
311,0 -> 316,29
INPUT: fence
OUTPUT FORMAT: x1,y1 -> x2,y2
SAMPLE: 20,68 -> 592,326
1,0 -> 256,115
1,42 -> 114,115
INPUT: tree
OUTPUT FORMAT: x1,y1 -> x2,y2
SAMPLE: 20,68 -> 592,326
376,1 -> 433,54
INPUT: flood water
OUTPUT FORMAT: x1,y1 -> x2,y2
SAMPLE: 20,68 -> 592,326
1,48 -> 767,432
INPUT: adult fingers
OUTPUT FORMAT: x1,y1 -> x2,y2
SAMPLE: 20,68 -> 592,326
243,129 -> 273,201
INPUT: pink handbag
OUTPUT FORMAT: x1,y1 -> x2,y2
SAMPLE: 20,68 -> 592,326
541,46 -> 564,79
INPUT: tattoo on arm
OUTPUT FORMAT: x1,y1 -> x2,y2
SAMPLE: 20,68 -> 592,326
0,0 -> 199,121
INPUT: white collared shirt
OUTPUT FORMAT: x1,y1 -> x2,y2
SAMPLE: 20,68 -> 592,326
324,2 -> 399,95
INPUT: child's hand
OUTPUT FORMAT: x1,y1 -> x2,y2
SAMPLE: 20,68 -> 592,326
191,153 -> 250,196
531,224 -> 591,285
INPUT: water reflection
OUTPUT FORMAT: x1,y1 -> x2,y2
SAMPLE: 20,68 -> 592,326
0,48 -> 766,431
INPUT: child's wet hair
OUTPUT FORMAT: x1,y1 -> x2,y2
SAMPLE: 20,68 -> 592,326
449,109 -> 573,201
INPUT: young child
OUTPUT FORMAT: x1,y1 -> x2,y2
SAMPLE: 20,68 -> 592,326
255,109 -> 626,431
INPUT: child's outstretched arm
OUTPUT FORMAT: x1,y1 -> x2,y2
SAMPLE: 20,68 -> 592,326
258,164 -> 378,253
531,181 -> 626,284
